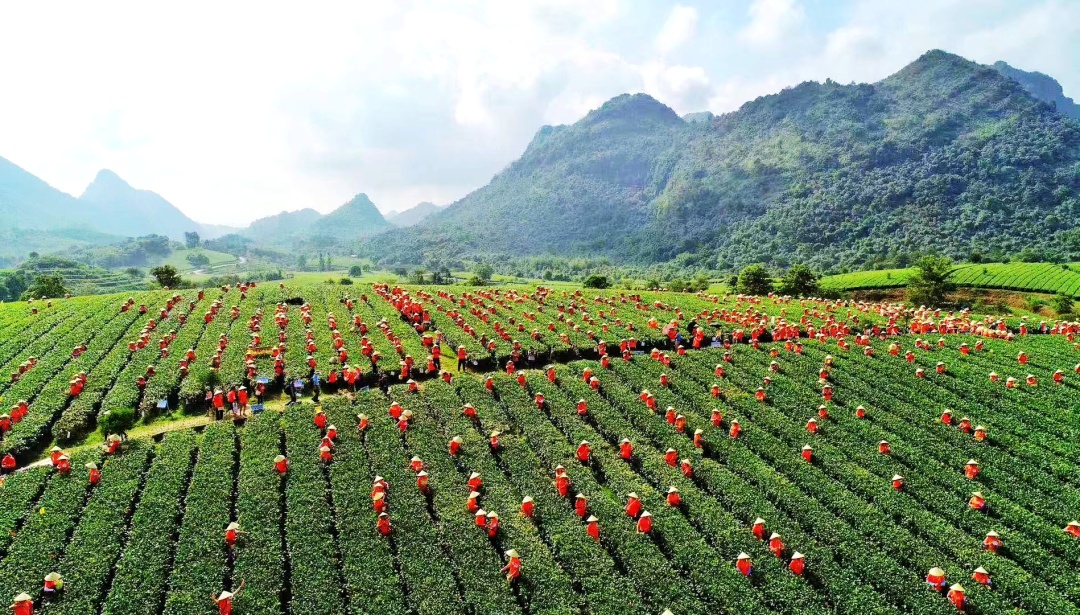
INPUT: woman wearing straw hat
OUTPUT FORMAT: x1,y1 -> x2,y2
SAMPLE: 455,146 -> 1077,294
43,572 -> 63,597
926,567 -> 947,591
10,593 -> 32,615
500,549 -> 522,583
946,584 -> 966,610
86,462 -> 100,487
225,522 -> 245,548
211,581 -> 244,615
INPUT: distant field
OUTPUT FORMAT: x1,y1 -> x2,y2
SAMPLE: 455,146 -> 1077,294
819,268 -> 917,291
821,262 -> 1080,297
159,248 -> 238,272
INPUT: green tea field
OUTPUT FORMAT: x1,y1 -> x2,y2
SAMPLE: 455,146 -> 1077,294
0,284 -> 1078,614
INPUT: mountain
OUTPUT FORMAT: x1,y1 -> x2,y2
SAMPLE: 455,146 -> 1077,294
78,169 -> 203,240
386,202 -> 443,226
310,193 -> 392,239
993,61 -> 1080,121
242,194 -> 391,247
366,51 -> 1080,272
0,155 -> 94,231
243,208 -> 323,240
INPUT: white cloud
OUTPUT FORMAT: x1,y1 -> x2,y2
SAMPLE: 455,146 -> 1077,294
654,5 -> 699,54
0,1 -> 1076,227
738,0 -> 807,48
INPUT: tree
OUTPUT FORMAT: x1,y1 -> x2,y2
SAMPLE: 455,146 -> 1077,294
906,255 -> 955,307
1053,293 -> 1074,316
23,274 -> 67,299
412,269 -> 426,284
475,263 -> 494,284
150,265 -> 183,289
326,255 -> 333,270
185,252 -> 210,268
736,264 -> 773,296
583,274 -> 610,289
348,265 -> 363,277
777,264 -> 820,297
297,254 -> 308,271
184,231 -> 200,249
319,253 -> 326,272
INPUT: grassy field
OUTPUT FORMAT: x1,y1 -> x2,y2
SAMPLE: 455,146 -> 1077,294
157,248 -> 239,273
821,262 -> 1080,297
0,284 -> 1078,614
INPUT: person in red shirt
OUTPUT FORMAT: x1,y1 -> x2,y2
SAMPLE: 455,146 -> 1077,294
319,446 -> 333,464
946,584 -> 965,610
878,440 -> 890,455
892,475 -> 904,490
501,549 -> 522,583
801,445 -> 813,463
729,420 -> 741,438
457,346 -> 468,372
574,493 -> 588,518
752,518 -> 766,541
983,530 -> 1002,553
468,472 -> 483,492
56,454 -> 71,474
666,486 -> 681,507
789,552 -> 805,576
521,496 -> 534,518
274,455 -> 289,475
636,510 -> 652,534
586,515 -> 600,541
377,513 -> 392,536
357,414 -> 370,432
1066,520 -> 1080,539
212,582 -> 244,615
87,462 -> 101,486
964,460 -> 980,480
736,553 -> 753,577
664,448 -> 677,467
486,511 -> 500,538
11,593 -> 33,615
768,532 -> 785,557
969,492 -> 987,512
576,441 -> 590,463
416,471 -> 430,494
972,567 -> 991,587
2,454 -> 16,473
225,522 -> 244,548
625,493 -> 642,518
619,438 -> 633,460
554,469 -> 570,497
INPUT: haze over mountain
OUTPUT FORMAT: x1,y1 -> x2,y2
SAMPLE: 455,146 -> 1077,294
364,50 -> 1080,272
78,169 -> 218,239
992,61 -> 1080,121
238,194 -> 391,246
386,202 -> 443,227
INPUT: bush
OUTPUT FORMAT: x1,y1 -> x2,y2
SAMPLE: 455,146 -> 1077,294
339,277 -> 354,285
1052,293 -> 1073,315
905,255 -> 954,307
777,264 -> 819,297
736,264 -> 772,295
348,265 -> 363,277
582,274 -> 609,289
99,406 -> 137,435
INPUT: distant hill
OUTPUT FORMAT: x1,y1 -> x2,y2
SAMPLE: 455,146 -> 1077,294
243,208 -> 322,241
309,193 -> 392,240
386,202 -> 443,227
993,61 -> 1080,121
366,50 -> 1080,272
241,194 -> 391,247
78,169 -> 205,240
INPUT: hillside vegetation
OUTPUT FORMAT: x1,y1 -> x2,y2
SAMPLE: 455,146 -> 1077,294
367,50 -> 1080,272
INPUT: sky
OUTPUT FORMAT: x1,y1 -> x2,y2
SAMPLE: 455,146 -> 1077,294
1,0 -> 1078,227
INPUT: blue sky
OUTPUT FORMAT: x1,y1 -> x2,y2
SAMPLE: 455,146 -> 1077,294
0,0 -> 1077,226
